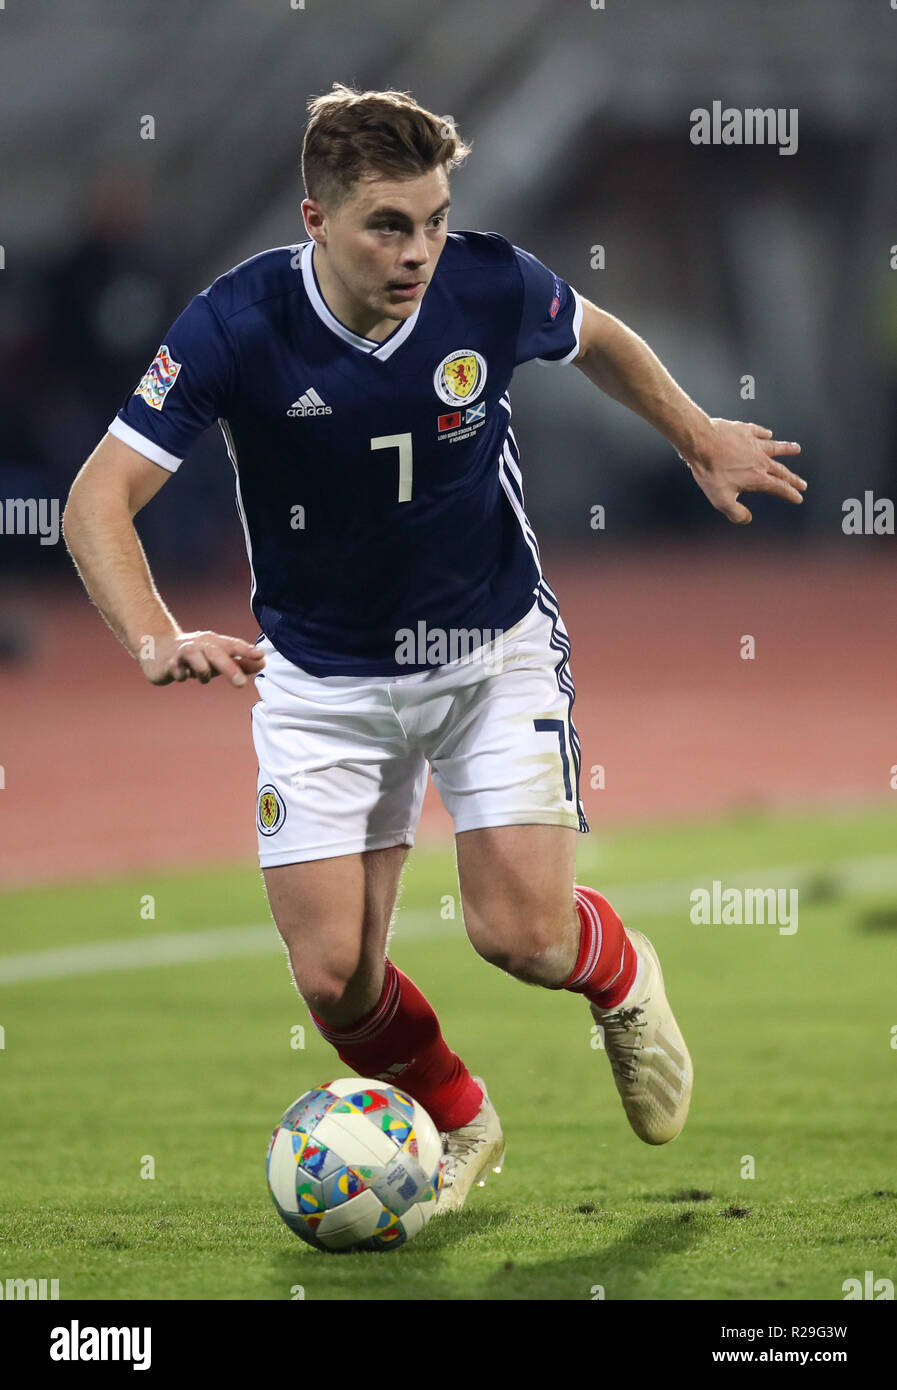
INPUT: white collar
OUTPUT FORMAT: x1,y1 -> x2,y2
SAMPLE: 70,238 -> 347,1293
300,241 -> 422,361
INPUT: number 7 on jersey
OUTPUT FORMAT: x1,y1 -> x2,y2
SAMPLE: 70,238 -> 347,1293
371,432 -> 413,503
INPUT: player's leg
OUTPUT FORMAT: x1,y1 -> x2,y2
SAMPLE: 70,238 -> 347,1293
252,645 -> 483,1136
263,850 -> 484,1137
455,825 -> 692,1146
420,591 -> 692,1145
263,845 -> 406,1028
453,823 -> 580,987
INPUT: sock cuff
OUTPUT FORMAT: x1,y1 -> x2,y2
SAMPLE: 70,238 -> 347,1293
563,886 -> 604,991
568,885 -> 638,1007
309,958 -> 401,1046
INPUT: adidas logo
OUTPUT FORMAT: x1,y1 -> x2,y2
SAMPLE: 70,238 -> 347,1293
287,388 -> 332,417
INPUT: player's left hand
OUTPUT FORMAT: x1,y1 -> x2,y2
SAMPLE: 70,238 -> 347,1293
682,419 -> 806,524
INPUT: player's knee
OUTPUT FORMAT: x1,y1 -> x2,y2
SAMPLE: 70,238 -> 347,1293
470,916 -> 574,987
300,972 -> 353,1016
286,944 -> 372,1020
298,967 -> 383,1026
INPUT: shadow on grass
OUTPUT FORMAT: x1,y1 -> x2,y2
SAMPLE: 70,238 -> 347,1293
478,1209 -> 705,1300
268,1207 -> 703,1300
267,1206 -> 515,1298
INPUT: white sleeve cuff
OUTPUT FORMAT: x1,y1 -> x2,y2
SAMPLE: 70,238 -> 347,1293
107,416 -> 183,471
535,289 -> 584,366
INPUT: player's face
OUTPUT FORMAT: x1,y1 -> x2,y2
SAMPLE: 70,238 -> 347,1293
310,166 -> 450,327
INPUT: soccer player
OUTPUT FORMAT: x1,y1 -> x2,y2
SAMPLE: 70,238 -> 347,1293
63,84 -> 806,1214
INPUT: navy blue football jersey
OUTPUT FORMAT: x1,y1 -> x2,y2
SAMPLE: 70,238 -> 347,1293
110,232 -> 583,675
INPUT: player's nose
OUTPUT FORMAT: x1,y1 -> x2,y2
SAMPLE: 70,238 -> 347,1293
403,232 -> 430,268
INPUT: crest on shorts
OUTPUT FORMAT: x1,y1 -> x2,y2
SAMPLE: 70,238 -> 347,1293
135,344 -> 182,411
433,349 -> 487,406
257,784 -> 286,836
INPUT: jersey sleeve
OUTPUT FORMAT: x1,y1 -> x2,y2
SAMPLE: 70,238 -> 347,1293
512,245 -> 584,368
107,291 -> 235,471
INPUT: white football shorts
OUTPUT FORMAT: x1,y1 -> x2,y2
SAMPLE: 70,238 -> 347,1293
251,583 -> 589,867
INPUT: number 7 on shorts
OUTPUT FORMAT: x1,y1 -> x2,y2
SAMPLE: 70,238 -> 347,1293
533,717 -> 573,801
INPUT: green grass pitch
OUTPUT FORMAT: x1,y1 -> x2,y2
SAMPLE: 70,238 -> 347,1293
1,806 -> 896,1301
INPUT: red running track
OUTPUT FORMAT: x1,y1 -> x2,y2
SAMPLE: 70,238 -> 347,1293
0,546 -> 893,887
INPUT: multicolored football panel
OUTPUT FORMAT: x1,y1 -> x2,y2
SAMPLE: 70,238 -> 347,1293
266,1078 -> 445,1252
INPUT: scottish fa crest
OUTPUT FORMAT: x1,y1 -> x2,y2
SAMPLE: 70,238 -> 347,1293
433,348 -> 487,406
257,784 -> 286,836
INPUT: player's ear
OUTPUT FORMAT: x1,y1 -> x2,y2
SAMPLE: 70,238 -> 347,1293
302,198 -> 325,239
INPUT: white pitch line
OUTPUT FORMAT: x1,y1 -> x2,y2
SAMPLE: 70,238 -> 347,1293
577,850 -> 897,921
0,852 -> 894,986
0,925 -> 287,986
0,913 -> 449,986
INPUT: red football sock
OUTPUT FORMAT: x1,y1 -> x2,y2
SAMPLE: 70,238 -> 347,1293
561,885 -> 639,1008
308,959 -> 483,1131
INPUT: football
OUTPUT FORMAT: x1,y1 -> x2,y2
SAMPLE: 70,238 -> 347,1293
266,1077 -> 444,1251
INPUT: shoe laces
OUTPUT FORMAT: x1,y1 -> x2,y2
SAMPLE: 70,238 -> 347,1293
597,1003 -> 647,1083
439,1126 -> 484,1184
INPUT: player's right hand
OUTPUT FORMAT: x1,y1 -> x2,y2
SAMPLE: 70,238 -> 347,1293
139,630 -> 266,687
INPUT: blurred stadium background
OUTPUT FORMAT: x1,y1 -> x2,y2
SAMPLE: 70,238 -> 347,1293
1,0 -> 895,880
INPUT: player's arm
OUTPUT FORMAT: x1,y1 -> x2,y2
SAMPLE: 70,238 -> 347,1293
572,297 -> 807,525
63,431 -> 264,687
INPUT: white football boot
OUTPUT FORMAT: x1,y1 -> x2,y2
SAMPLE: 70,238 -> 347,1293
589,928 -> 693,1145
434,1076 -> 506,1215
